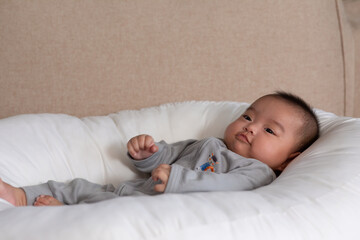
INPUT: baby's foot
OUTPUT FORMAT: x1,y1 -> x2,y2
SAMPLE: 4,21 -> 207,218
0,178 -> 26,206
34,195 -> 63,206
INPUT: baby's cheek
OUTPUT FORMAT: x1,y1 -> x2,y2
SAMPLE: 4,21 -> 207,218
251,143 -> 273,162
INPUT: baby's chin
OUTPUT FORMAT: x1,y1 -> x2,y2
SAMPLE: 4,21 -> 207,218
222,138 -> 254,159
229,146 -> 251,158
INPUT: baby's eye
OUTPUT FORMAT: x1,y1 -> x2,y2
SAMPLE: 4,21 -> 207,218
242,115 -> 251,121
265,128 -> 275,135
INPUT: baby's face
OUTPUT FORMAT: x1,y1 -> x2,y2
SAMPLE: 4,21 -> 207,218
223,96 -> 303,171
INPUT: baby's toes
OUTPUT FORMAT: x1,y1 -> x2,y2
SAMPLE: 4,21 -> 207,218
34,195 -> 59,206
47,196 -> 63,206
34,195 -> 48,206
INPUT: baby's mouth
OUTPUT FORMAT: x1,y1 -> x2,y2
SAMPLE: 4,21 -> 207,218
235,133 -> 250,144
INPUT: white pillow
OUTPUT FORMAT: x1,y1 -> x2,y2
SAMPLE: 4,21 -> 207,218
0,101 -> 359,239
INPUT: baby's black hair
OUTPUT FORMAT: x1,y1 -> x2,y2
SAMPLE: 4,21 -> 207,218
269,91 -> 320,152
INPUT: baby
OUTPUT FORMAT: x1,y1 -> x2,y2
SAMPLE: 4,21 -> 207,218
0,91 -> 319,206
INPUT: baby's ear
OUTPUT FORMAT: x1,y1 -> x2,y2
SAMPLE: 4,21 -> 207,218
276,152 -> 301,171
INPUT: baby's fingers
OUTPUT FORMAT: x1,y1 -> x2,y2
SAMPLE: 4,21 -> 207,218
137,134 -> 146,149
127,138 -> 140,157
149,143 -> 158,154
152,164 -> 171,193
154,183 -> 166,193
141,135 -> 158,154
144,135 -> 156,149
127,134 -> 157,160
135,134 -> 154,150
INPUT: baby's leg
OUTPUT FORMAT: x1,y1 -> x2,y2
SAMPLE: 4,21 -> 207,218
0,178 -> 27,206
34,195 -> 63,206
23,178 -> 118,205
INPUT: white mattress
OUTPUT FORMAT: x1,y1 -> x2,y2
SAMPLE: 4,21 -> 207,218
0,101 -> 359,240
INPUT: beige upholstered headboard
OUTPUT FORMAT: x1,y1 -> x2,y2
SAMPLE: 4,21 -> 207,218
0,0 -> 357,118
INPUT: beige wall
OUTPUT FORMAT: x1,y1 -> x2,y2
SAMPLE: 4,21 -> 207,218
343,0 -> 360,117
0,0 -> 357,118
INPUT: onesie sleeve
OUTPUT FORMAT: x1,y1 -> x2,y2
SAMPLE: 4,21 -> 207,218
165,161 -> 276,193
132,139 -> 197,173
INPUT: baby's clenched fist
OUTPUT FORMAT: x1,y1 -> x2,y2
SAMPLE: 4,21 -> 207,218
127,134 -> 159,160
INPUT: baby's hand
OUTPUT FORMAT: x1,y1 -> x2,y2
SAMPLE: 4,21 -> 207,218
127,134 -> 159,160
151,164 -> 171,193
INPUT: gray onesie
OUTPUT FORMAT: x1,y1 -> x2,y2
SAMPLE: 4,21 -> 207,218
22,137 -> 276,205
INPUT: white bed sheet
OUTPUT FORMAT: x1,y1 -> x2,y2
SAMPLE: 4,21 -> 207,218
0,101 -> 359,240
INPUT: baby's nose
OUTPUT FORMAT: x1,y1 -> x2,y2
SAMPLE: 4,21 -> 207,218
244,124 -> 256,134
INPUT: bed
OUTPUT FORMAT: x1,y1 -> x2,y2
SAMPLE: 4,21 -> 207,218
0,0 -> 359,239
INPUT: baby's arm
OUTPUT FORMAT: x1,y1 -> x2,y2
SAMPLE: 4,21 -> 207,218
127,134 -> 159,160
